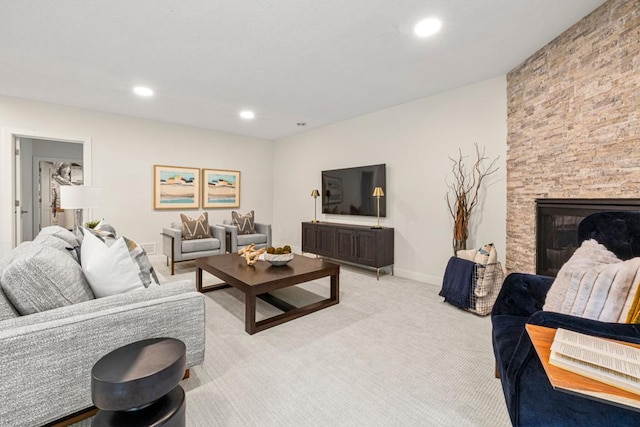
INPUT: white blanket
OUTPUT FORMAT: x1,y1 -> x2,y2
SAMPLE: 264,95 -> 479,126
544,239 -> 640,322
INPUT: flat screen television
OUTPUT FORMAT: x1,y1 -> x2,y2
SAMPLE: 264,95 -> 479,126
321,164 -> 386,217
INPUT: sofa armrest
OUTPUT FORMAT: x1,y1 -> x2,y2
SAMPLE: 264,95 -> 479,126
162,227 -> 183,261
497,310 -> 634,395
527,311 -> 640,343
491,273 -> 554,317
496,310 -> 640,426
255,222 -> 272,247
0,282 -> 205,427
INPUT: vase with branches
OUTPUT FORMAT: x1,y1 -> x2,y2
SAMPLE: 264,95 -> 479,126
445,143 -> 499,254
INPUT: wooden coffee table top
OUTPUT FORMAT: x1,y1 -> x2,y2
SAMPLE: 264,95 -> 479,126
196,253 -> 339,294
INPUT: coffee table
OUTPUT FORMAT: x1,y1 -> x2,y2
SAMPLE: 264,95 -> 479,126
195,254 -> 339,334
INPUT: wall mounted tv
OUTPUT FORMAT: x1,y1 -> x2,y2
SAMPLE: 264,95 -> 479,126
321,164 -> 386,217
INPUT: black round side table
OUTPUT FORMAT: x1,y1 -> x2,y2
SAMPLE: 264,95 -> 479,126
91,338 -> 187,427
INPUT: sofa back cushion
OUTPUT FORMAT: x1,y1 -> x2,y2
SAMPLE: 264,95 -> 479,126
37,225 -> 81,247
0,286 -> 19,320
0,255 -> 19,320
1,242 -> 94,315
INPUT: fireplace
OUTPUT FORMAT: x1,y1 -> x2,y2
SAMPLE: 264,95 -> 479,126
536,199 -> 640,277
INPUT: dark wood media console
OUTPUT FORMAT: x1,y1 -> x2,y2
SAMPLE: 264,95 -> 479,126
302,222 -> 394,279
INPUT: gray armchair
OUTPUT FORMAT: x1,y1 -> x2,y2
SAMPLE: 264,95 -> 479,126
162,222 -> 226,275
221,220 -> 271,253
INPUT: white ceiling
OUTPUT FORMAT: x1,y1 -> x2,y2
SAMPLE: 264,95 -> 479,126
0,0 -> 605,140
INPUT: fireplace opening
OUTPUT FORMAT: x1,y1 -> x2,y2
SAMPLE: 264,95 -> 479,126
536,199 -> 640,277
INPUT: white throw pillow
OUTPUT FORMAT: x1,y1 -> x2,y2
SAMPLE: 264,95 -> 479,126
544,240 -> 619,313
81,228 -> 151,297
456,249 -> 477,262
543,239 -> 640,322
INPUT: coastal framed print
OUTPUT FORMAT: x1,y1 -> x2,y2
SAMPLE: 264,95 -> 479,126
154,165 -> 200,209
202,169 -> 240,208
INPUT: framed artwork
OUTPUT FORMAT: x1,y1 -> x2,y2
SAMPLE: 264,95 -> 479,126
323,175 -> 342,204
202,169 -> 240,208
153,165 -> 200,209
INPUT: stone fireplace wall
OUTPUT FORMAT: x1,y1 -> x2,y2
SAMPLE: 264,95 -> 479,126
506,0 -> 640,273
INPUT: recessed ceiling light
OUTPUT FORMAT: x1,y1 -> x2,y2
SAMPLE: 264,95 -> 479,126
239,110 -> 255,120
414,18 -> 442,37
133,86 -> 154,97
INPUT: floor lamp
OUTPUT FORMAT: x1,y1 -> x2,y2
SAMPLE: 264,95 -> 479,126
60,185 -> 102,236
311,189 -> 320,223
372,187 -> 384,229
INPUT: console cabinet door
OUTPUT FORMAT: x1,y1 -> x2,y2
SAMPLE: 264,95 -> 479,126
336,228 -> 357,262
354,230 -> 377,267
315,225 -> 336,257
301,223 -> 316,253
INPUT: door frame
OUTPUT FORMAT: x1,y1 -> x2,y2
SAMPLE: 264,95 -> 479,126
1,127 -> 92,256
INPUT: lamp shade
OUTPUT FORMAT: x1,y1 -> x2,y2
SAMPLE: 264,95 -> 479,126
60,186 -> 102,209
311,189 -> 320,197
372,187 -> 384,197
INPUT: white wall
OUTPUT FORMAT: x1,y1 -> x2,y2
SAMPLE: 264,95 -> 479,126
0,95 -> 273,257
1,77 -> 506,282
272,77 -> 507,284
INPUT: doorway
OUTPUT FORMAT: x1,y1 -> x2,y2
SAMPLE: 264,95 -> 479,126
34,159 -> 83,239
0,128 -> 92,256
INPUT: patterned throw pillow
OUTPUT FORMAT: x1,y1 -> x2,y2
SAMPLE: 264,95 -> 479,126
232,210 -> 255,235
180,212 -> 211,240
94,219 -> 117,239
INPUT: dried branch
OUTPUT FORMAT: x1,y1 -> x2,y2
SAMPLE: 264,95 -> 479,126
445,143 -> 500,253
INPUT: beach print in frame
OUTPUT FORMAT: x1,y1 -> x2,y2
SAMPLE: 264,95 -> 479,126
203,169 -> 240,208
154,165 -> 200,209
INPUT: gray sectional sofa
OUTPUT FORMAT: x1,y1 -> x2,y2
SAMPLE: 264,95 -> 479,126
0,226 -> 205,427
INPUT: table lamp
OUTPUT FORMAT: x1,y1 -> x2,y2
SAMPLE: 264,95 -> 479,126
60,185 -> 102,235
372,186 -> 384,229
311,189 -> 320,223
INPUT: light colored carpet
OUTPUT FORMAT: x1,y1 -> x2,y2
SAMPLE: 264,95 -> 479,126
154,259 -> 511,427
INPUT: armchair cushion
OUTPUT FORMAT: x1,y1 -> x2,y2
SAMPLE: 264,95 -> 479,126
182,237 -> 221,253
232,210 -> 255,234
237,233 -> 268,247
221,220 -> 271,253
180,212 -> 211,240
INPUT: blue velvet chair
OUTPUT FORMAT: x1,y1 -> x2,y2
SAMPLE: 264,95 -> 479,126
492,211 -> 640,426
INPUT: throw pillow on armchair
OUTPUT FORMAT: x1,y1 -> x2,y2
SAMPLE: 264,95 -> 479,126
232,210 -> 255,234
180,212 -> 211,240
